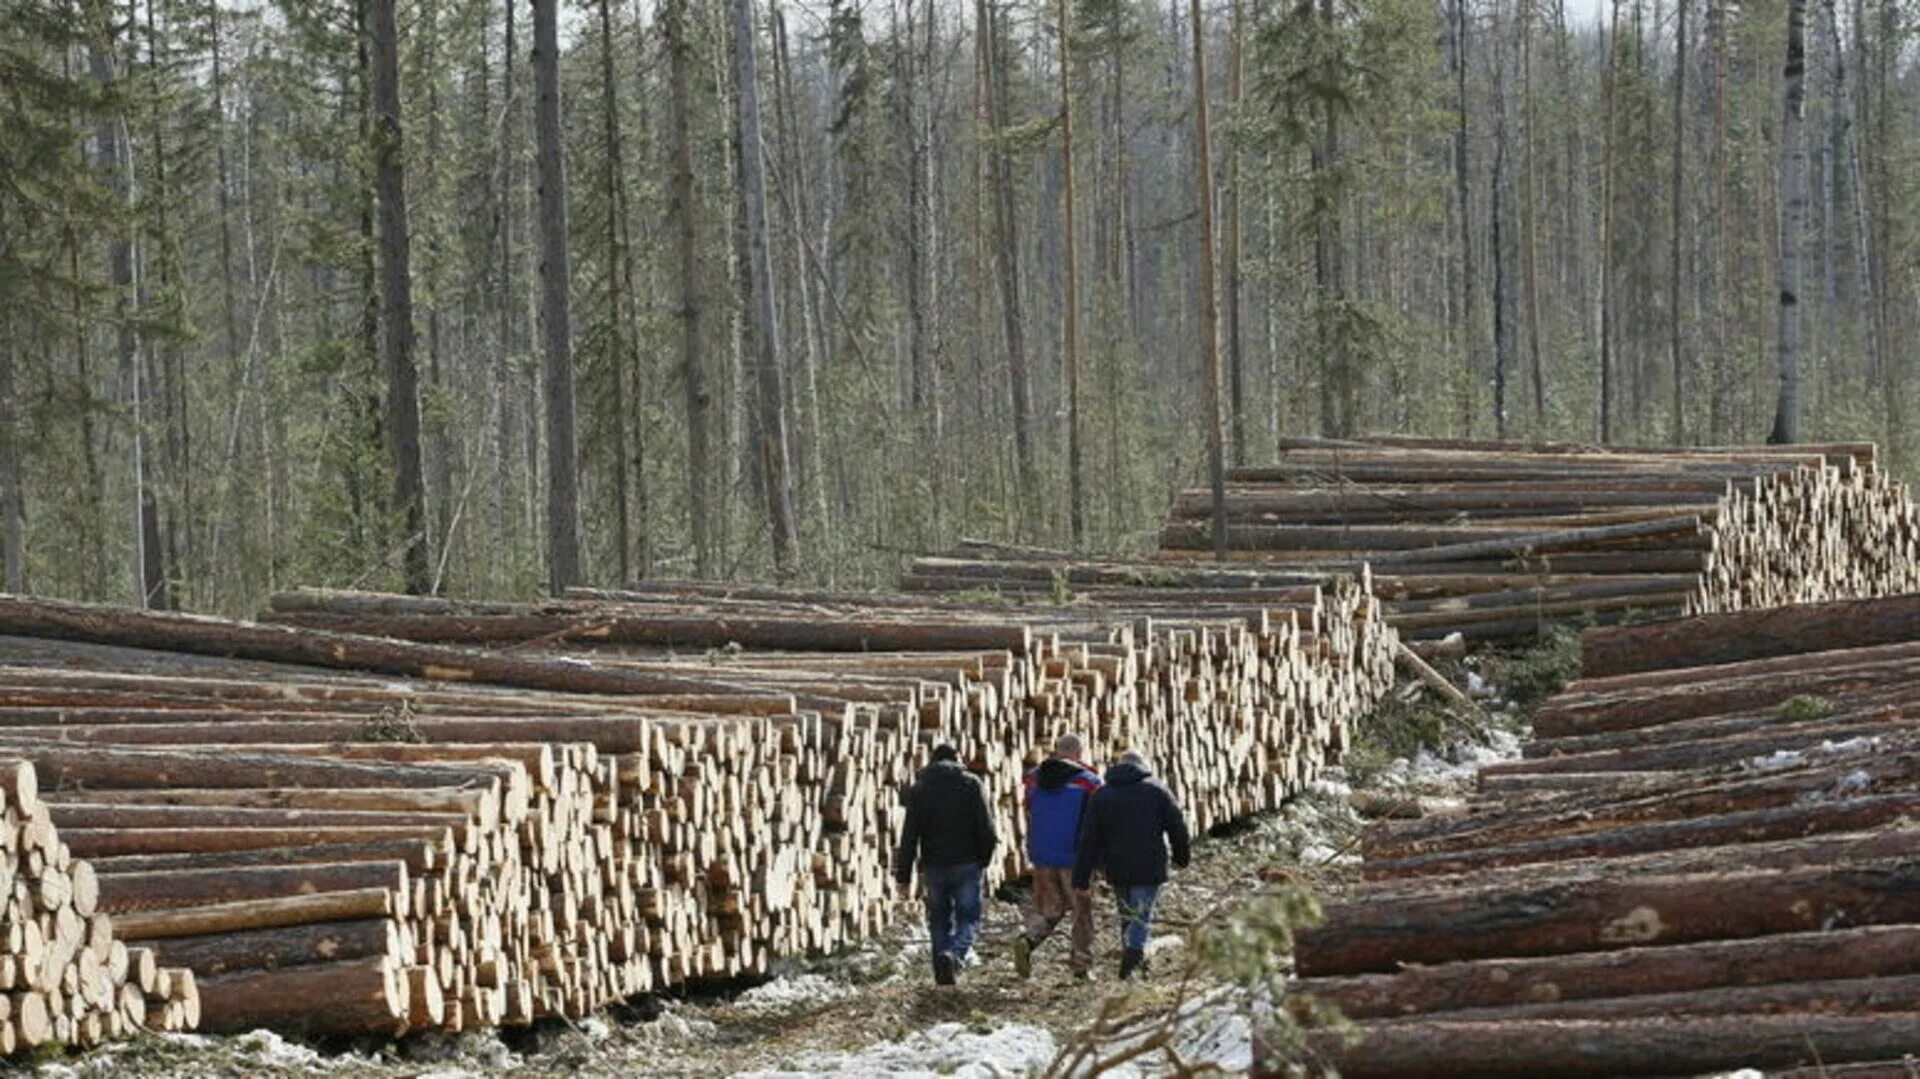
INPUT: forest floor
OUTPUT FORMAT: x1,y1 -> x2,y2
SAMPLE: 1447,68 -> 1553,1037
20,644 -> 1560,1078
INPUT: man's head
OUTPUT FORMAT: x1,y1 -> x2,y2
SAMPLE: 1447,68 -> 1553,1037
1120,750 -> 1148,769
932,743 -> 959,764
1053,733 -> 1085,760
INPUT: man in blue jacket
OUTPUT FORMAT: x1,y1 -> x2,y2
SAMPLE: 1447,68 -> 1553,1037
894,743 -> 997,986
1073,750 -> 1191,980
1012,733 -> 1101,980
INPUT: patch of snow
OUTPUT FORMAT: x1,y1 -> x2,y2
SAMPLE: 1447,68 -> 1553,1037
734,973 -> 858,1014
1755,737 -> 1884,773
1067,988 -> 1259,1077
1749,749 -> 1804,771
1263,774 -> 1365,867
1831,769 -> 1874,793
400,1030 -> 521,1070
1818,736 -> 1882,756
743,1022 -> 1060,1078
1374,725 -> 1524,792
1304,776 -> 1352,800
1144,934 -> 1185,959
1465,671 -> 1496,698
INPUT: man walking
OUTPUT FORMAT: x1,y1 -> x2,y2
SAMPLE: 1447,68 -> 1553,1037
894,743 -> 997,986
1073,750 -> 1191,980
1013,733 -> 1101,980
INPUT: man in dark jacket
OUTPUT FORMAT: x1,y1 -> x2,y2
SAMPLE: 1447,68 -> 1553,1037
894,743 -> 997,985
1072,750 -> 1191,980
1013,733 -> 1101,979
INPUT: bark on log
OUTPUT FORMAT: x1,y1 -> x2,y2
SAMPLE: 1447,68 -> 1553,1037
1295,923 -> 1920,1020
1581,593 -> 1920,678
1361,792 -> 1920,879
111,888 -> 396,939
1294,861 -> 1920,975
192,957 -> 407,1036
1290,1014 -> 1920,1077
0,595 -> 767,696
90,862 -> 409,913
141,919 -> 401,977
1362,972 -> 1920,1024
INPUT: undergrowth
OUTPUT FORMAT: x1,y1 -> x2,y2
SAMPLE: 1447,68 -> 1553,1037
1474,625 -> 1583,710
1342,628 -> 1578,786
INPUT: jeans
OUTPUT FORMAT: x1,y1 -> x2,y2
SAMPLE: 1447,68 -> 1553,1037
1113,883 -> 1161,952
923,862 -> 984,961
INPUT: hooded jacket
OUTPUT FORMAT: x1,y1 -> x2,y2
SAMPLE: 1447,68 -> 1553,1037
1072,761 -> 1191,889
894,759 -> 998,883
1023,757 -> 1102,868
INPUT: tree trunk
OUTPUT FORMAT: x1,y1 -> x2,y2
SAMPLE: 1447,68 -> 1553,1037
1597,0 -> 1620,442
1223,0 -> 1246,462
664,0 -> 711,578
1669,0 -> 1688,442
533,0 -> 583,590
1059,0 -> 1083,547
979,0 -> 1038,516
1452,0 -> 1479,434
1491,13 -> 1512,440
1521,0 -> 1545,427
730,0 -> 801,579
597,0 -> 635,584
1769,0 -> 1808,444
1190,0 -> 1226,560
370,0 -> 430,596
0,332 -> 21,592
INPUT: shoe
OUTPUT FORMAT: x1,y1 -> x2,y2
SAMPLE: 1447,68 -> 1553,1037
1118,948 -> 1144,981
933,952 -> 956,986
1012,935 -> 1032,979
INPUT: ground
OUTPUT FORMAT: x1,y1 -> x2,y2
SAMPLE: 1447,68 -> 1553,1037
25,649 -> 1549,1078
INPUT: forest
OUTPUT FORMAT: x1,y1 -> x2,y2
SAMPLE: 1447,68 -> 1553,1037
0,0 -> 1911,610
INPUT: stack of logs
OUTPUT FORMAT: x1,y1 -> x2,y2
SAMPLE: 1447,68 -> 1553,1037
0,758 -> 196,1053
0,579 -> 1395,1042
1282,591 -> 1920,1076
1156,436 -> 1920,642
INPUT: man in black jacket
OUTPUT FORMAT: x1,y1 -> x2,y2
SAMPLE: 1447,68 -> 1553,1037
1072,750 -> 1190,980
894,743 -> 998,985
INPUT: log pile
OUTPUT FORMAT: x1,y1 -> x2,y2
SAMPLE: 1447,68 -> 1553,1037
1152,436 -> 1920,642
1279,593 -> 1920,1076
0,581 -> 1395,1042
0,758 -> 196,1053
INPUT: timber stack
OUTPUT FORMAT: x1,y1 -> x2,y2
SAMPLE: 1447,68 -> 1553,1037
1279,591 -> 1920,1076
0,758 -> 196,1053
0,579 -> 1394,1042
1148,436 -> 1920,642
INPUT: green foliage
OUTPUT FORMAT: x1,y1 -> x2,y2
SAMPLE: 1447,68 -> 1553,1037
358,699 -> 424,743
1779,694 -> 1834,723
1477,626 -> 1584,711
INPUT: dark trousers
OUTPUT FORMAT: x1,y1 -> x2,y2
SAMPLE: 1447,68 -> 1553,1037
923,862 -> 984,961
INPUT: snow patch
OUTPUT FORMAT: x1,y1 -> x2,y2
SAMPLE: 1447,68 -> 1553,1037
743,1022 -> 1060,1078
1263,772 -> 1365,866
1753,737 -> 1885,773
1373,725 -> 1524,792
734,973 -> 858,1014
